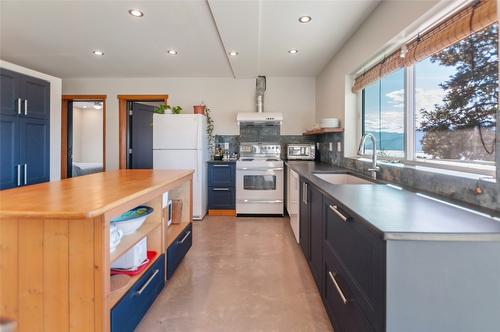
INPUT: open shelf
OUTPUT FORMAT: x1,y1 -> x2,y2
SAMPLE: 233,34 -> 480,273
166,222 -> 191,248
108,253 -> 162,308
110,223 -> 161,263
303,128 -> 344,136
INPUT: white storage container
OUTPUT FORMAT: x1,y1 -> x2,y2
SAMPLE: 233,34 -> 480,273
111,237 -> 147,270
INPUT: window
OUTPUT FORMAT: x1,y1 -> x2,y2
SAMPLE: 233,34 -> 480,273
360,24 -> 498,173
414,24 -> 497,165
362,69 -> 405,158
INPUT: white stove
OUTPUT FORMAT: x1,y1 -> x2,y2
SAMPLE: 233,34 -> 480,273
236,143 -> 284,215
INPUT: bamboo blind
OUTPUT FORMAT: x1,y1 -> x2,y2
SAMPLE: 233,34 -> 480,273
352,0 -> 497,93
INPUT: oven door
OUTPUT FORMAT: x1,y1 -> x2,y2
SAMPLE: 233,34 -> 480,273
236,167 -> 284,214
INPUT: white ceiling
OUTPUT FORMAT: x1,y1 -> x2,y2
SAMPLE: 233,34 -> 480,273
0,0 -> 379,79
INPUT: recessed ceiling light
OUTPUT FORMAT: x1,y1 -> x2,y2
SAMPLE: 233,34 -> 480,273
229,51 -> 239,56
128,9 -> 144,17
167,50 -> 178,55
92,50 -> 104,56
288,49 -> 299,54
298,16 -> 312,23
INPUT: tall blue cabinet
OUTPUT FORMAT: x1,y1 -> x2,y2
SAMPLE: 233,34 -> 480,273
0,68 -> 50,190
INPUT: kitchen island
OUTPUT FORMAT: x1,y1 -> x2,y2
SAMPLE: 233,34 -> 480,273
0,169 -> 193,332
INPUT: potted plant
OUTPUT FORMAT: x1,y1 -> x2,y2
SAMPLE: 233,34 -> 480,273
205,106 -> 216,157
193,104 -> 206,115
153,104 -> 182,114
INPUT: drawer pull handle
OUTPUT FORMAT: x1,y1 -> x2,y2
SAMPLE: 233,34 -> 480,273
17,164 -> 21,186
178,230 -> 191,244
213,164 -> 229,167
24,164 -> 27,185
24,99 -> 28,115
329,271 -> 348,304
213,188 -> 229,191
137,269 -> 159,295
329,204 -> 348,222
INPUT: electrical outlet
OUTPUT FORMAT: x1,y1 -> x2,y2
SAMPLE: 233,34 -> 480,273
329,142 -> 333,151
224,142 -> 229,150
316,142 -> 320,149
337,142 -> 342,152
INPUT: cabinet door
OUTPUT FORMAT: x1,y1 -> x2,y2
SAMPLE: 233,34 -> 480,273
0,115 -> 20,189
309,185 -> 324,291
20,74 -> 50,119
0,68 -> 21,116
20,117 -> 50,185
299,179 -> 310,260
208,163 -> 235,187
323,247 -> 374,332
208,187 -> 235,209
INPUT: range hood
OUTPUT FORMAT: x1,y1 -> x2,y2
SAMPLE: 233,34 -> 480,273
237,112 -> 283,125
237,75 -> 283,125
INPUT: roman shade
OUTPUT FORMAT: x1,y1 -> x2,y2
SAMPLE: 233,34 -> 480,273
352,0 -> 497,93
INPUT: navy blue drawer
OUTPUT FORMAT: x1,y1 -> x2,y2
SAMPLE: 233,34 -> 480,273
208,186 -> 235,209
167,223 -> 192,279
111,254 -> 165,332
208,163 -> 235,187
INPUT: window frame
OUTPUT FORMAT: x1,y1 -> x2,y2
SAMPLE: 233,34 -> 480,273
360,64 -> 497,177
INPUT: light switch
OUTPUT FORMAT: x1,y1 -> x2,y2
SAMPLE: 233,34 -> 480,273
337,142 -> 342,152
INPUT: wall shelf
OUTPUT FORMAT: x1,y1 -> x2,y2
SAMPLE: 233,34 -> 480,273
303,128 -> 344,136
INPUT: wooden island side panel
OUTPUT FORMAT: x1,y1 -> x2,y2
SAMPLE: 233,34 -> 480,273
0,170 -> 193,332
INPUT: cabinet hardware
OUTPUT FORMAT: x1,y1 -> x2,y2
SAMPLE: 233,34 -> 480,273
136,269 -> 159,295
24,99 -> 28,115
213,188 -> 229,191
178,230 -> 191,244
329,271 -> 348,304
302,182 -> 308,205
237,167 -> 283,171
17,164 -> 21,186
213,164 -> 229,167
24,164 -> 27,185
239,199 -> 283,204
17,98 -> 22,115
329,204 -> 348,222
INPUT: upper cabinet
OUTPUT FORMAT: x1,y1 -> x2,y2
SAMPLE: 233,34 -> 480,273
0,68 -> 50,190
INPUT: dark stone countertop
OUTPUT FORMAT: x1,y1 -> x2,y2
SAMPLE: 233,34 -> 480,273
207,160 -> 237,163
286,161 -> 500,241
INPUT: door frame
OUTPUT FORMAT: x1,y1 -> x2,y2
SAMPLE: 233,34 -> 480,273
61,94 -> 107,179
117,95 -> 168,169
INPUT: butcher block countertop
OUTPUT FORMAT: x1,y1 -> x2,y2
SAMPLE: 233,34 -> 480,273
0,169 -> 193,219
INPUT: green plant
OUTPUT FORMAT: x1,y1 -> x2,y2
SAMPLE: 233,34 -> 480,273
168,105 -> 183,114
152,104 -> 183,114
205,106 -> 216,157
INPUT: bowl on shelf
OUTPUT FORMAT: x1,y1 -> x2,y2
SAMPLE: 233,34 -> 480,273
319,117 -> 339,128
109,223 -> 123,252
111,206 -> 154,235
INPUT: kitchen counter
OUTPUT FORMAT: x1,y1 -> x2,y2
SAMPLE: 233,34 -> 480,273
286,161 -> 500,241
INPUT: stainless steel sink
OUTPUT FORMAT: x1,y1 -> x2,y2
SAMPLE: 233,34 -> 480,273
313,173 -> 372,185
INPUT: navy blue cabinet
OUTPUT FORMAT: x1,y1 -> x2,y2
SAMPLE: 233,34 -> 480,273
111,254 -> 165,332
0,68 -> 50,190
207,162 -> 236,210
167,223 -> 192,279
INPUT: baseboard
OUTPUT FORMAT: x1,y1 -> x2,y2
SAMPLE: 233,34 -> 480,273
208,209 -> 236,216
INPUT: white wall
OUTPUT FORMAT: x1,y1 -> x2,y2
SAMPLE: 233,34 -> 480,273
72,107 -> 103,163
63,76 -> 315,170
316,0 -> 440,156
0,60 -> 62,180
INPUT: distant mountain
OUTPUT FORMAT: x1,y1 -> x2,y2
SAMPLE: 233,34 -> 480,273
364,131 -> 425,152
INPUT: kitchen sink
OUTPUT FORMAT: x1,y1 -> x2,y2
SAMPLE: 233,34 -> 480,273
313,173 -> 373,185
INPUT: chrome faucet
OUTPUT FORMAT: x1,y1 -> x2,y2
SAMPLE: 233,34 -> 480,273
357,133 -> 380,180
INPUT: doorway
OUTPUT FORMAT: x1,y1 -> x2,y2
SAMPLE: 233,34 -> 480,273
117,95 -> 168,169
61,95 -> 106,179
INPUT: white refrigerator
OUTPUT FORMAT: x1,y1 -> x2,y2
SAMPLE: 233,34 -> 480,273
153,114 -> 208,220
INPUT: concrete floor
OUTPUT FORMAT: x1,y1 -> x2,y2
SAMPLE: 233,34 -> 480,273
136,216 -> 333,332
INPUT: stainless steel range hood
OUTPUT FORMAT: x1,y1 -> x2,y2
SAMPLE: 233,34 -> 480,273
237,76 -> 283,125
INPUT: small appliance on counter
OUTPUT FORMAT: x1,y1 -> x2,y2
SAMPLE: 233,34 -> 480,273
286,143 -> 316,160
